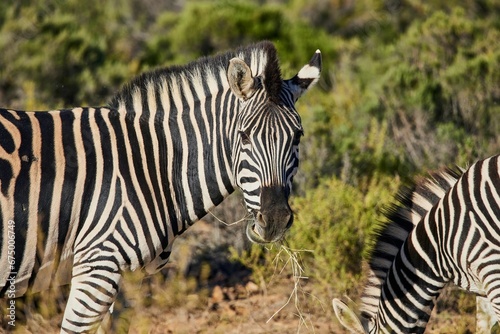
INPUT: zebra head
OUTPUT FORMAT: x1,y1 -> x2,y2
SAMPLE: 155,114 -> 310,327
227,47 -> 321,244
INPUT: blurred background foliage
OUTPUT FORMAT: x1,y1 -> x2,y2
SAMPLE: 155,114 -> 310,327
0,0 -> 499,331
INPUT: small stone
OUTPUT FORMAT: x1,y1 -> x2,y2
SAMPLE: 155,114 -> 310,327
245,281 -> 259,295
211,285 -> 224,303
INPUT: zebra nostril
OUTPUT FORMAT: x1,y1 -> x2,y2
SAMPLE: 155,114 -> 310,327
256,212 -> 267,227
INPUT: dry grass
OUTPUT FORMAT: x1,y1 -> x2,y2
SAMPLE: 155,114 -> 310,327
267,245 -> 312,328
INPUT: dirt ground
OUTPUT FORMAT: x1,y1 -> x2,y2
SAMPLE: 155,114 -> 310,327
130,277 -> 340,334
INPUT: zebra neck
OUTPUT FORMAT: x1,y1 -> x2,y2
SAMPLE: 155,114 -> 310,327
113,79 -> 238,227
375,230 -> 447,332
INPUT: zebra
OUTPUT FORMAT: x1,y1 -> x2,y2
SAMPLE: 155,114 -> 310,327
333,154 -> 500,333
0,41 -> 322,333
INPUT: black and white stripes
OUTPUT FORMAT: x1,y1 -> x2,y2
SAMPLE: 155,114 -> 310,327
0,41 -> 321,333
333,155 -> 500,333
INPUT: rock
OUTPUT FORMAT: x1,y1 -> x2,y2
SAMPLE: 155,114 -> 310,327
211,285 -> 224,304
245,281 -> 259,295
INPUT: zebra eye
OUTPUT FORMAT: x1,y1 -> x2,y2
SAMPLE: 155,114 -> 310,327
239,131 -> 251,146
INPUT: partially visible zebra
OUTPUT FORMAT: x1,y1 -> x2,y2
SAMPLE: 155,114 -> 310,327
333,154 -> 500,333
0,41 -> 322,333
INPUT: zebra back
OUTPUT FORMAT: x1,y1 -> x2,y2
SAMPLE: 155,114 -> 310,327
360,166 -> 464,319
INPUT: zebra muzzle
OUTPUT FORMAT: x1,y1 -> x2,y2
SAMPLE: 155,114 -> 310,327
246,186 -> 293,244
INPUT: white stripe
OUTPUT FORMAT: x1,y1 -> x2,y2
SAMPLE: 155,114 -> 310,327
205,68 -> 231,198
159,78 -> 181,225
171,75 -> 196,221
147,81 -> 167,236
170,78 -> 196,224
101,110 -> 148,270
32,111 -> 66,292
74,108 -> 105,249
218,69 -> 235,183
0,111 -> 21,287
115,105 -> 157,262
134,83 -> 164,235
186,71 -> 215,212
60,108 -> 86,262
132,88 -> 142,119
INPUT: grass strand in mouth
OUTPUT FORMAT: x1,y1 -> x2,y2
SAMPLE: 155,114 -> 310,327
207,208 -> 253,226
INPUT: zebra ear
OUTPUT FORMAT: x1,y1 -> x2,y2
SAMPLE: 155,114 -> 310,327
227,58 -> 257,100
285,49 -> 322,101
332,298 -> 365,333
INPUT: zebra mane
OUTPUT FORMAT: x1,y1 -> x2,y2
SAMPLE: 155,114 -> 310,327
108,41 -> 282,110
359,166 -> 464,319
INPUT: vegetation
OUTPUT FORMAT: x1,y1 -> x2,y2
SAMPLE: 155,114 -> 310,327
1,0 -> 499,332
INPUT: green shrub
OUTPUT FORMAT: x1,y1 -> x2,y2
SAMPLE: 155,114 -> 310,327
0,0 -> 138,108
287,174 -> 401,292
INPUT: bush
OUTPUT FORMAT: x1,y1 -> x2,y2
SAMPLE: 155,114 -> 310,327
287,174 -> 401,292
365,8 -> 500,167
0,0 -> 138,108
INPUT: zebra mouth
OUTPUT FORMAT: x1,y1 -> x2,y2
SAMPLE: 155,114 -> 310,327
246,221 -> 268,244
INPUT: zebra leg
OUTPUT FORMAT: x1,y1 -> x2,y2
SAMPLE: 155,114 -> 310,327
96,302 -> 115,334
60,268 -> 122,334
97,277 -> 141,334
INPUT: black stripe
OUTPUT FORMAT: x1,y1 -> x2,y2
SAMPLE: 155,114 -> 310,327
471,159 -> 499,237
123,207 -> 154,264
154,93 -> 174,250
0,158 -> 13,197
125,108 -> 165,244
142,87 -> 168,232
0,112 -> 15,154
28,111 -> 56,287
122,207 -> 146,267
72,109 -> 115,249
76,108 -> 97,241
12,110 -> 32,281
57,109 -> 78,255
140,88 -> 151,122
110,115 -> 156,260
181,83 -> 205,219
485,156 -> 500,229
139,111 -> 166,228
92,109 -> 113,221
219,92 -> 236,194
167,85 -> 189,232
200,77 -> 224,205
76,288 -> 112,307
114,223 -> 134,267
